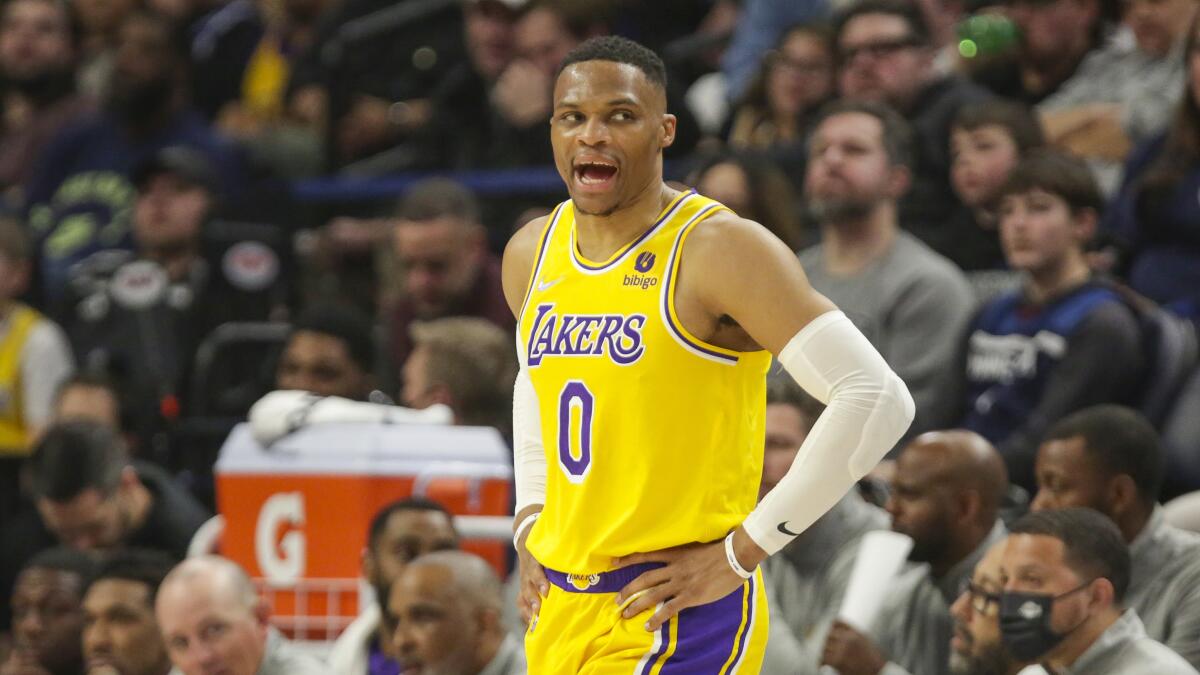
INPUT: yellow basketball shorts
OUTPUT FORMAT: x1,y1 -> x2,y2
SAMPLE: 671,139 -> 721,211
525,562 -> 769,674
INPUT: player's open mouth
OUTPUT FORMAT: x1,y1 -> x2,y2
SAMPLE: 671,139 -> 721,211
574,160 -> 619,192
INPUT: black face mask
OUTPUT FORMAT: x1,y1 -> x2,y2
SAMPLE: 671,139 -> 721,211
998,582 -> 1092,662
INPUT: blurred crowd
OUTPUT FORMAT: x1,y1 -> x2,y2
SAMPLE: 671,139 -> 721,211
1,0 -> 1200,672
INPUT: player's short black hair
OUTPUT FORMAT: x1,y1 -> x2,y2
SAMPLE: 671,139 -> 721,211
288,304 -> 375,375
367,497 -> 453,552
29,421 -> 129,501
21,547 -> 98,587
83,548 -> 176,605
1043,405 -> 1165,505
558,35 -> 668,92
1009,508 -> 1131,603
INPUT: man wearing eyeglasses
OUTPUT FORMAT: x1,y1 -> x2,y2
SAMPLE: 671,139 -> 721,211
949,541 -> 1026,675
992,508 -> 1196,675
833,0 -> 991,269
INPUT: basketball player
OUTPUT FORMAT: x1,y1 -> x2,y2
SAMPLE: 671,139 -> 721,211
503,36 -> 915,673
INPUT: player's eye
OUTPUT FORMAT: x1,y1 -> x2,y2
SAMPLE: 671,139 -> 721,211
612,110 -> 634,121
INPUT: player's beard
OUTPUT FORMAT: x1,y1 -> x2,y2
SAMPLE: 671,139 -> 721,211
574,201 -> 621,217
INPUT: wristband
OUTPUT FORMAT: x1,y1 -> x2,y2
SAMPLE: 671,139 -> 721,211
513,512 -> 540,549
724,532 -> 754,580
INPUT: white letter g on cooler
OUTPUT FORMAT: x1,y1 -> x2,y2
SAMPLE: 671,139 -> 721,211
256,492 -> 306,585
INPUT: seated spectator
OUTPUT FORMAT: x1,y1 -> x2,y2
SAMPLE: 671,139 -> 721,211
759,377 -> 889,673
276,304 -> 377,401
946,540 -> 1020,675
53,371 -> 122,431
949,100 -> 1046,273
0,548 -> 95,675
328,497 -> 459,674
721,0 -> 831,104
0,420 -> 209,633
1037,0 -> 1195,185
1030,405 -> 1200,667
970,0 -> 1106,105
25,9 -> 244,307
71,0 -> 135,99
402,317 -> 517,435
689,151 -> 805,249
0,217 -> 73,523
820,430 -> 1008,675
386,179 -> 514,378
387,551 -> 525,675
726,23 -> 834,153
0,0 -> 93,201
960,151 -> 1145,489
81,549 -> 175,675
63,146 -> 279,438
997,508 -> 1196,674
800,101 -> 974,438
834,0 -> 991,247
1103,15 -> 1200,321
155,556 -> 324,675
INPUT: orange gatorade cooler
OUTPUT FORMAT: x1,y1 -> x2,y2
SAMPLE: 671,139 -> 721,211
215,422 -> 513,639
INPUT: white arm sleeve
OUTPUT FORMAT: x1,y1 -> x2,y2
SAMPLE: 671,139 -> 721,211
513,344 -> 546,514
743,311 -> 915,555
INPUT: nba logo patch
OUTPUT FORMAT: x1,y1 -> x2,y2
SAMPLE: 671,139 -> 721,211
567,573 -> 601,590
634,251 -> 655,273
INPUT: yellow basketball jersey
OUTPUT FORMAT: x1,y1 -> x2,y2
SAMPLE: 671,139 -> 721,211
518,190 -> 771,574
0,303 -> 43,454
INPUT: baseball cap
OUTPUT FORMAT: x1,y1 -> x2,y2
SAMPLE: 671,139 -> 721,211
131,146 -> 220,194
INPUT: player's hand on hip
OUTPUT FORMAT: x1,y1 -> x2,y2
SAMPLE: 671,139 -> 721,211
515,529 -> 549,626
820,620 -> 888,675
612,527 -> 764,632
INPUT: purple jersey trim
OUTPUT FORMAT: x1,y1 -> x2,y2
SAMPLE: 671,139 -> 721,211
544,562 -> 665,594
518,202 -> 566,323
570,190 -> 695,272
660,203 -> 739,364
659,575 -> 754,674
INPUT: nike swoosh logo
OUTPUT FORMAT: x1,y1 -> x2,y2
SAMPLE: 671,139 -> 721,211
537,276 -> 564,292
778,521 -> 801,536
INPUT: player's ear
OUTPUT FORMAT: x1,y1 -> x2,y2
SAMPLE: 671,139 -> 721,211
660,113 -> 677,150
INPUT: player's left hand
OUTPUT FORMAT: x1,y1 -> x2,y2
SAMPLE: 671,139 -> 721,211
612,528 -> 764,631
821,620 -> 888,675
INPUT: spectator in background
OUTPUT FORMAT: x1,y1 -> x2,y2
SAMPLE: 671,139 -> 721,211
0,217 -> 73,524
1030,406 -> 1200,668
960,151 -> 1144,490
760,377 -> 890,673
387,551 -> 525,675
726,23 -> 834,153
0,0 -> 92,201
0,420 -> 209,631
721,0 -> 830,103
72,0 -> 136,98
689,151 -> 805,251
417,0 -> 521,171
156,556 -> 324,675
997,508 -> 1196,675
53,372 -> 123,432
1103,14 -> 1200,321
948,100 -> 1046,273
820,430 -> 1008,675
386,179 -> 513,378
0,548 -> 95,675
403,318 -> 516,435
799,101 -> 974,439
328,498 -> 459,675
946,541 -> 1021,675
973,0 -> 1105,104
1037,0 -> 1196,190
25,8 -> 244,307
276,304 -> 377,401
81,549 -> 175,675
834,0 -> 992,252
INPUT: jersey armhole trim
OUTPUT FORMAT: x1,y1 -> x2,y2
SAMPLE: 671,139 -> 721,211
517,202 -> 566,323
661,204 -> 743,365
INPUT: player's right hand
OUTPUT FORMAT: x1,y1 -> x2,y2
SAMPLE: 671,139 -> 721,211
515,522 -> 550,626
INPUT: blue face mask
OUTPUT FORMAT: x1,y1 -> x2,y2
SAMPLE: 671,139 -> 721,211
997,582 -> 1093,662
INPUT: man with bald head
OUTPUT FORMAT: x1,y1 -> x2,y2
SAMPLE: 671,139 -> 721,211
822,430 -> 1009,675
387,551 -> 524,675
947,541 -> 1026,675
154,556 -> 323,675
